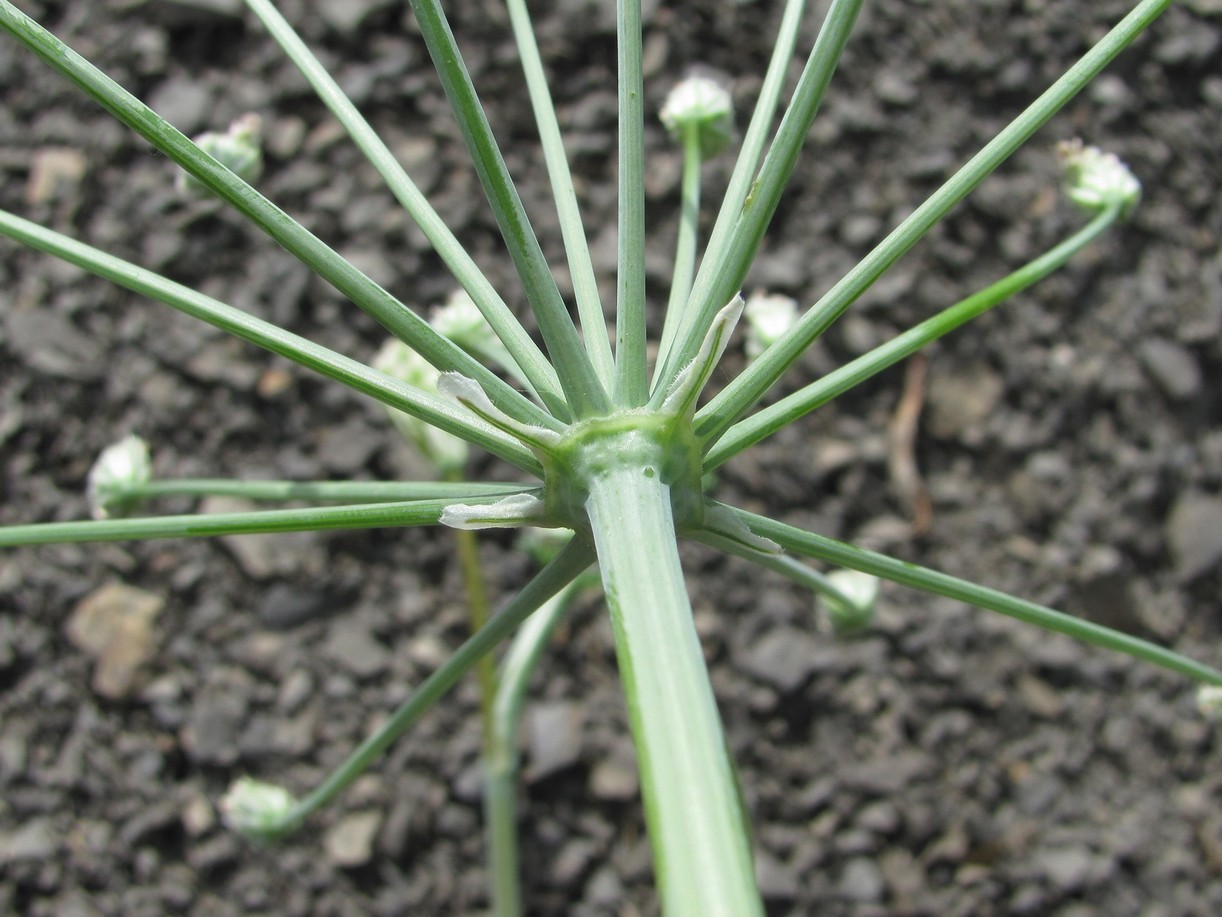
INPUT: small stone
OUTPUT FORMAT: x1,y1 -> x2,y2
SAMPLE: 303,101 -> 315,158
526,701 -> 583,781
24,147 -> 87,205
65,582 -> 164,700
181,689 -> 249,766
1034,846 -> 1096,893
926,362 -> 1005,442
1017,674 -> 1065,719
323,624 -> 391,679
0,817 -> 56,864
1138,339 -> 1202,399
324,810 -> 383,868
1165,493 -> 1222,580
589,745 -> 639,801
838,857 -> 885,903
147,77 -> 213,135
739,627 -> 822,693
840,751 -> 931,795
257,584 -> 327,630
203,497 -> 324,579
182,794 -> 216,837
755,850 -> 799,900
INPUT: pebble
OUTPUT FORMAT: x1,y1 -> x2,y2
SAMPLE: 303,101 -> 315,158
324,810 -> 383,868
838,856 -> 885,903
738,627 -> 822,694
180,688 -> 249,766
755,849 -> 799,900
202,497 -> 324,578
1165,492 -> 1222,580
323,624 -> 391,679
257,584 -> 327,630
526,701 -> 583,781
65,582 -> 164,701
1138,339 -> 1202,399
589,744 -> 639,801
0,817 -> 56,865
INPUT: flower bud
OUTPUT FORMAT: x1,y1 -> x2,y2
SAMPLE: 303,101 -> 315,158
429,290 -> 497,354
743,291 -> 799,360
179,113 -> 264,195
372,339 -> 469,474
219,777 -> 297,841
1057,139 -> 1140,219
86,435 -> 152,520
1196,685 -> 1222,720
660,75 -> 734,159
817,569 -> 880,637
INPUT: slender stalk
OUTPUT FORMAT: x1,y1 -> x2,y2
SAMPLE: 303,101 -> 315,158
503,0 -> 615,387
701,204 -> 1122,461
266,539 -> 595,838
585,466 -> 761,916
407,0 -> 609,417
0,1 -> 555,433
653,0 -> 864,394
243,0 -> 569,420
730,505 -> 1222,687
652,0 -> 807,399
690,529 -> 860,611
696,0 -> 1173,431
0,496 -> 530,547
125,479 -> 527,504
486,579 -> 585,917
614,0 -> 648,407
654,121 -> 705,373
0,209 -> 543,474
453,525 -> 497,745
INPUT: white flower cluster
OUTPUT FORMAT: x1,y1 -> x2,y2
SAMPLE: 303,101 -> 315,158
219,777 -> 297,841
743,291 -> 799,361
1057,139 -> 1141,218
660,75 -> 734,159
86,434 -> 152,520
179,113 -> 264,195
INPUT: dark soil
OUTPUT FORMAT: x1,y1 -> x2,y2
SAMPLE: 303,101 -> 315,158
2,0 -> 1221,914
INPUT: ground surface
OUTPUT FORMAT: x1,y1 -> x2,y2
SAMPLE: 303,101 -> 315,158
2,0 -> 1221,914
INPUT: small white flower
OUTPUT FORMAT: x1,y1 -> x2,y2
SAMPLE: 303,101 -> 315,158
817,570 -> 880,636
86,434 -> 152,520
1196,685 -> 1222,720
219,777 -> 296,841
660,75 -> 734,159
1057,139 -> 1141,218
429,290 -> 497,353
179,113 -> 264,195
743,291 -> 799,360
372,339 -> 469,473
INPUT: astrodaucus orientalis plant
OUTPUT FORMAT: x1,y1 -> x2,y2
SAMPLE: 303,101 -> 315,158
1,1 -> 1218,914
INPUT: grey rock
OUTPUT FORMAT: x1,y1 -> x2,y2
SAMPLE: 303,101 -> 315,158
1165,492 -> 1222,580
319,0 -> 397,36
838,857 -> 885,903
324,810 -> 383,868
0,817 -> 56,864
65,582 -> 164,701
323,624 -> 391,679
840,750 -> 931,795
1138,339 -> 1202,399
739,627 -> 822,693
147,77 -> 213,135
755,850 -> 799,900
527,701 -> 584,781
257,584 -> 327,630
181,688 -> 249,766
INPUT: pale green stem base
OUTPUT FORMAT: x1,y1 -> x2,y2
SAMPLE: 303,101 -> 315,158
585,466 -> 761,916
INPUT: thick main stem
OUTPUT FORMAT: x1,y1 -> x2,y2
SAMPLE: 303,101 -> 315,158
584,460 -> 761,916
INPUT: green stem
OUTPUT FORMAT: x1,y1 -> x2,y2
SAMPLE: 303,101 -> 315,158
655,121 -> 705,374
652,0 -> 807,399
125,479 -> 527,504
0,208 -> 541,474
701,204 -> 1122,461
654,0 -> 863,394
614,0 -> 648,408
453,517 -> 498,746
486,579 -> 585,917
0,495 -> 530,547
266,539 -> 595,838
585,466 -> 760,916
407,0 -> 609,417
696,0 -> 1172,431
0,0 -> 560,434
730,504 -> 1222,687
243,0 -> 569,419
503,0 -> 615,387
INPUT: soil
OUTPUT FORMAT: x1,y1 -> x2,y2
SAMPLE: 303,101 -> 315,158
2,0 -> 1221,914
